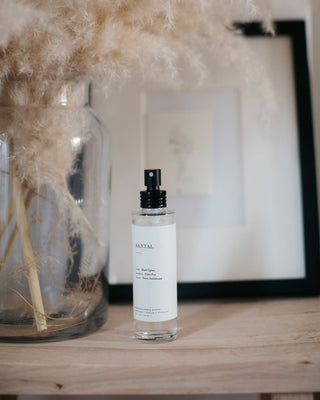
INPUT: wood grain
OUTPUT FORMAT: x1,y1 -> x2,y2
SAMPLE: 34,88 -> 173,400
0,297 -> 319,395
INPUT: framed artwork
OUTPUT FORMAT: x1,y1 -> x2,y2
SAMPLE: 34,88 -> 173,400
108,21 -> 320,300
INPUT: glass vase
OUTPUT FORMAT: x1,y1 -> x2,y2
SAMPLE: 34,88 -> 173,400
0,77 -> 110,342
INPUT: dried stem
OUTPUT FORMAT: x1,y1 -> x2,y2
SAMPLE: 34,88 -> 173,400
64,185 -> 104,248
0,190 -> 34,275
0,186 -> 26,241
9,157 -> 47,332
2,286 -> 89,322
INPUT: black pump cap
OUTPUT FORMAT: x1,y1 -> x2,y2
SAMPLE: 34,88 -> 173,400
140,169 -> 167,208
144,169 -> 161,190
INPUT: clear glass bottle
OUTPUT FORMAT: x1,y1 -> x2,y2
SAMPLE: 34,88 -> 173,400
132,169 -> 177,342
0,77 -> 110,342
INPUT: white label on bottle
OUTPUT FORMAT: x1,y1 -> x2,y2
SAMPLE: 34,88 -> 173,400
132,224 -> 177,322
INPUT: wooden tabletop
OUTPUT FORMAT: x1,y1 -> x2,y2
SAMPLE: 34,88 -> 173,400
0,297 -> 319,395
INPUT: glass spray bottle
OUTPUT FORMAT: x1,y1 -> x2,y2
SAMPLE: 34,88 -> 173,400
131,169 -> 177,342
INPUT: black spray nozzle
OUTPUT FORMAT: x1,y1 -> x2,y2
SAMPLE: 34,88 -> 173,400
144,169 -> 161,191
141,169 -> 166,208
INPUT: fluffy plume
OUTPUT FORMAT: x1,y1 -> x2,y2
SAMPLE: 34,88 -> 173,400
0,0 -> 273,236
0,0 -> 42,49
0,0 -> 274,85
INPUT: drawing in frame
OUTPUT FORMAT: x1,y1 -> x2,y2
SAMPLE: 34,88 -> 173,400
109,20 -> 320,300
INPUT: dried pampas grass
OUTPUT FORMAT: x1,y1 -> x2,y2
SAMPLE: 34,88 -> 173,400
0,0 -> 273,234
0,0 -> 274,332
0,0 -> 274,84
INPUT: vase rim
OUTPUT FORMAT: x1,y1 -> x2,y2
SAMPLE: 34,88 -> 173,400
0,76 -> 90,107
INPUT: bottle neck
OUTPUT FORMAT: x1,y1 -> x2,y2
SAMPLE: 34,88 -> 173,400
140,189 -> 166,209
140,207 -> 167,215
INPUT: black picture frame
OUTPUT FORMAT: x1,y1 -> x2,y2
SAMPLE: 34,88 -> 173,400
109,20 -> 320,301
